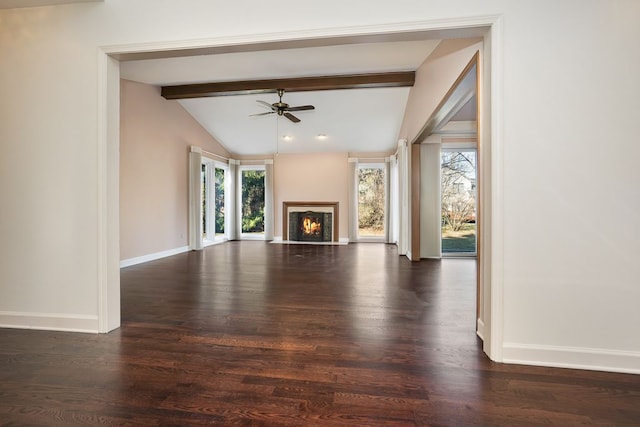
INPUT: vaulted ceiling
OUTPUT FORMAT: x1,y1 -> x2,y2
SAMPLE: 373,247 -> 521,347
120,40 -> 443,156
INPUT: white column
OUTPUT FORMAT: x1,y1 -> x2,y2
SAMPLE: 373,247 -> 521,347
420,139 -> 442,258
347,157 -> 358,242
389,154 -> 399,245
227,159 -> 238,240
397,139 -> 409,255
384,157 -> 391,243
264,159 -> 274,241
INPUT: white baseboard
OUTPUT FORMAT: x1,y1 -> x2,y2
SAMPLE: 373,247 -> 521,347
476,318 -> 485,340
120,245 -> 190,268
0,311 -> 99,333
339,237 -> 350,244
203,238 -> 228,247
503,342 -> 640,375
273,236 -> 283,242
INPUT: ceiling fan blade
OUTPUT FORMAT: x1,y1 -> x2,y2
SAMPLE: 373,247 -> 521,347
284,112 -> 301,123
256,100 -> 276,110
286,105 -> 315,112
250,111 -> 275,117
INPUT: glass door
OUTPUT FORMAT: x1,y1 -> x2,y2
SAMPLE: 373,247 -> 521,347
240,166 -> 265,238
357,163 -> 386,240
441,149 -> 477,255
202,160 -> 229,244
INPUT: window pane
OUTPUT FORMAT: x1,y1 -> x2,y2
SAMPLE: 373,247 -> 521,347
201,163 -> 207,240
241,169 -> 265,233
441,150 -> 476,253
358,167 -> 385,237
214,167 -> 225,235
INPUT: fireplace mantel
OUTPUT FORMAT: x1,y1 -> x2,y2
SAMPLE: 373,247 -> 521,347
283,201 -> 339,242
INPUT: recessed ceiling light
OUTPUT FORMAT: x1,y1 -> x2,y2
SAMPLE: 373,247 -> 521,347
316,134 -> 328,140
282,135 -> 293,141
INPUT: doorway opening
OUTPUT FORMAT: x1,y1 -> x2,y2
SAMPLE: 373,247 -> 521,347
105,19 -> 500,361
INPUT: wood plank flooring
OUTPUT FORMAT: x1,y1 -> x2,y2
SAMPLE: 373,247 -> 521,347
0,242 -> 639,426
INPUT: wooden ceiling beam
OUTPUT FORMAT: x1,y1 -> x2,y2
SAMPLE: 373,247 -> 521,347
160,71 -> 415,100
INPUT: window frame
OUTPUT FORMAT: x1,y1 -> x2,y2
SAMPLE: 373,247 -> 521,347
202,158 -> 230,246
440,145 -> 478,257
356,162 -> 387,242
238,164 -> 266,240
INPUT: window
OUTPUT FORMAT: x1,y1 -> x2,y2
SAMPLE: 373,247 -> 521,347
357,163 -> 386,239
441,149 -> 477,255
240,166 -> 265,237
214,166 -> 226,236
202,160 -> 229,244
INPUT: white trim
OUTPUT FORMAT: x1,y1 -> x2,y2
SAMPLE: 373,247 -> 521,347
203,238 -> 228,247
97,48 -> 108,334
0,312 -> 99,334
240,233 -> 266,240
101,16 -> 496,59
339,237 -> 350,244
355,161 -> 388,242
476,318 -> 485,340
120,246 -> 190,268
238,164 -> 267,239
503,343 -> 640,375
488,15 -> 505,363
189,149 -> 203,250
441,141 -> 477,150
357,236 -> 386,243
97,49 -> 120,333
442,252 -> 477,258
99,17 -> 502,358
436,120 -> 477,134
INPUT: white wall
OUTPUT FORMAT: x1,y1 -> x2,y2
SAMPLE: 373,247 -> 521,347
1,0 -> 639,372
420,141 -> 441,258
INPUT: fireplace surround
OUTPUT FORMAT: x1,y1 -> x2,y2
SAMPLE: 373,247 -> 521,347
283,201 -> 339,242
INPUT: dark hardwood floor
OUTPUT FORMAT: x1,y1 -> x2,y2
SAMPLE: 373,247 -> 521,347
1,242 -> 638,426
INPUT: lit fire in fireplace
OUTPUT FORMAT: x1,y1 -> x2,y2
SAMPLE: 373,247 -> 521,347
302,216 -> 321,235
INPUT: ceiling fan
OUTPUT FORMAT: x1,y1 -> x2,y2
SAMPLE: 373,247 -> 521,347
251,89 -> 315,123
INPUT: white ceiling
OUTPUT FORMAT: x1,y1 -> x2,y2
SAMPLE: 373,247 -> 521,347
120,40 -> 442,156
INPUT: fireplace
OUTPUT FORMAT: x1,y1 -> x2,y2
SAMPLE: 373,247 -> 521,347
283,201 -> 339,242
289,211 -> 332,242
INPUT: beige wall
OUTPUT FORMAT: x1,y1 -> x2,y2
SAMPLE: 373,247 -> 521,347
399,38 -> 482,143
273,152 -> 349,240
120,79 -> 229,260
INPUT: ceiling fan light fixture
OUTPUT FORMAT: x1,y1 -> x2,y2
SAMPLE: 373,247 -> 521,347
252,89 -> 314,123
